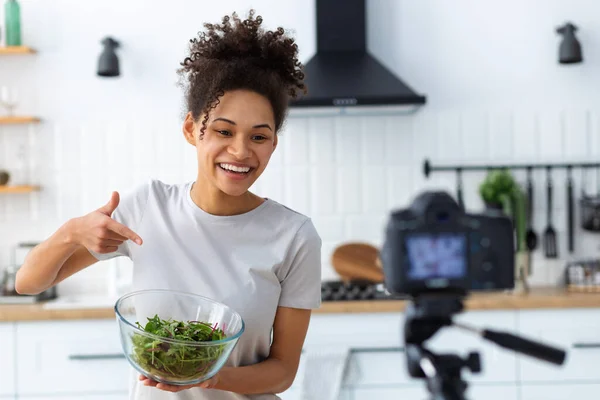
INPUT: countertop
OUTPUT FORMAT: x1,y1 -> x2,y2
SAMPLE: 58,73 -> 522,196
1,287 -> 599,322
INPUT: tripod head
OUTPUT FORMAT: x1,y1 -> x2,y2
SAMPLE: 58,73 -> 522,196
403,293 -> 567,400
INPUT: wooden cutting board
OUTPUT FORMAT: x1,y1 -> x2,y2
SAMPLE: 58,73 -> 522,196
331,242 -> 384,283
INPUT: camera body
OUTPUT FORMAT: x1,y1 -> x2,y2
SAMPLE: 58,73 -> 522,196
380,191 -> 515,297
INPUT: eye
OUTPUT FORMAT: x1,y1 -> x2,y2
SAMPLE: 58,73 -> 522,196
252,135 -> 268,141
218,130 -> 232,137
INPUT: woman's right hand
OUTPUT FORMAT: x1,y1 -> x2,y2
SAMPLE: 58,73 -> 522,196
68,191 -> 143,254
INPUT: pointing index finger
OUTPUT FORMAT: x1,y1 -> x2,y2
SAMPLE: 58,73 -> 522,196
107,219 -> 143,245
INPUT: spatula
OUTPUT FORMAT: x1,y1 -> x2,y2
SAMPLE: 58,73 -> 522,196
543,167 -> 558,258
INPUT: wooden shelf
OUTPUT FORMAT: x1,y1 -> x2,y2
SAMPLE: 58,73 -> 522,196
0,185 -> 40,193
0,116 -> 41,125
0,46 -> 36,54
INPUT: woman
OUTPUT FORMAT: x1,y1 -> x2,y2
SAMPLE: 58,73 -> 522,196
15,10 -> 321,400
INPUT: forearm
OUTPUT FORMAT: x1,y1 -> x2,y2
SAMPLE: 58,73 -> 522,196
15,220 -> 79,294
214,357 -> 296,395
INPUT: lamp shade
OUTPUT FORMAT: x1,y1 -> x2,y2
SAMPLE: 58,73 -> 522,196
98,37 -> 121,77
556,22 -> 583,64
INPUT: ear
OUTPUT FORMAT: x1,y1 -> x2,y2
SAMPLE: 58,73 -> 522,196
272,133 -> 279,151
182,112 -> 197,146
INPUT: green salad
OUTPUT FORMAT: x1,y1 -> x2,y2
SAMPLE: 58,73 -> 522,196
132,314 -> 227,380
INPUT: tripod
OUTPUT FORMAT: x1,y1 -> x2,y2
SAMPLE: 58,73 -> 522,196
403,293 -> 567,400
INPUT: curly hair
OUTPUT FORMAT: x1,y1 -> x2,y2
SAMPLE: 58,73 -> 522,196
178,9 -> 307,137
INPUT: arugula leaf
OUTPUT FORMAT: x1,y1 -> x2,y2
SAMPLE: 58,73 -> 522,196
132,314 -> 228,381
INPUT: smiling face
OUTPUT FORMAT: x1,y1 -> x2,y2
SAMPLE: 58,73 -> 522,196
183,89 -> 278,198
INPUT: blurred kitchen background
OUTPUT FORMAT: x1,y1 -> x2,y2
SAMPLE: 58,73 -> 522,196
2,1 -> 600,399
2,0 -> 600,297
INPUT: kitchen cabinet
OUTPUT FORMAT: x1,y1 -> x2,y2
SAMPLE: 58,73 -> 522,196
15,319 -> 129,398
5,305 -> 600,399
0,323 -> 15,397
21,396 -> 126,400
353,384 -> 519,400
517,308 -> 600,383
520,383 -> 600,400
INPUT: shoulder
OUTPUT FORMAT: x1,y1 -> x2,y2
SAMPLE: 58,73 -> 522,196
263,199 -> 321,245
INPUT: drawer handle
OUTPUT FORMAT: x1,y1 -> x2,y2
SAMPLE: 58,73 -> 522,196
69,353 -> 126,360
572,343 -> 600,349
351,346 -> 405,353
301,346 -> 404,354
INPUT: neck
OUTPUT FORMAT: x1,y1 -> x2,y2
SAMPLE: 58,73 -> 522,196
190,175 -> 264,216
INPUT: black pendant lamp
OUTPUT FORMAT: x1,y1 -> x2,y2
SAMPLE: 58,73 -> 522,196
97,37 -> 121,77
556,22 -> 583,64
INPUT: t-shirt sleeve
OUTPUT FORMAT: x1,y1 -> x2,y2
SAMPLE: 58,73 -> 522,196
278,218 -> 322,309
87,181 -> 151,261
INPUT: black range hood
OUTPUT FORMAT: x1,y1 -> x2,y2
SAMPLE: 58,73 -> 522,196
290,0 -> 426,108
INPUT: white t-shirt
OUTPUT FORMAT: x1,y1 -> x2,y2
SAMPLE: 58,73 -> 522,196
90,179 -> 322,400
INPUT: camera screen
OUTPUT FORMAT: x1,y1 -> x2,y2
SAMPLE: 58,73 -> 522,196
405,233 -> 467,280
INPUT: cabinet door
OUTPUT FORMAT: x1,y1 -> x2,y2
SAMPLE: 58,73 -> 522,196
21,395 -> 127,400
354,387 -> 426,400
517,309 -> 600,383
16,319 -> 131,396
520,383 -> 600,400
354,384 -> 518,400
0,323 -> 15,397
279,388 -> 351,400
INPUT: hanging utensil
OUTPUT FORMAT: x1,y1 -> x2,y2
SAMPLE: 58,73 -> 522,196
525,167 -> 538,251
456,168 -> 464,210
580,166 -> 600,232
543,166 -> 558,258
567,166 -> 574,253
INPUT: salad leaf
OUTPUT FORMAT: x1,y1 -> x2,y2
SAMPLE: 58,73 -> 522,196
131,314 -> 227,382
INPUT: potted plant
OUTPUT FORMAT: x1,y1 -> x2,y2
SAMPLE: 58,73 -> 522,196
479,169 -> 529,291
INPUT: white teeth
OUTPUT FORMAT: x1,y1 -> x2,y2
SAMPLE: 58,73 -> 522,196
219,163 -> 250,173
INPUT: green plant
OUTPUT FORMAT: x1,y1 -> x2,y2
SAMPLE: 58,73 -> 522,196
132,314 -> 227,381
479,169 -> 526,252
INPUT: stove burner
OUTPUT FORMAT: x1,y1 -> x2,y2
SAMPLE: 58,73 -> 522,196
321,280 -> 409,302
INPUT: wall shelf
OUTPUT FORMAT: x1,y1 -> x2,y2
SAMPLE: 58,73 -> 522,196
0,46 -> 36,55
0,185 -> 40,193
0,116 -> 41,125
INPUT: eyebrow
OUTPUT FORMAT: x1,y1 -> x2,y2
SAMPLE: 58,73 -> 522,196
213,117 -> 273,132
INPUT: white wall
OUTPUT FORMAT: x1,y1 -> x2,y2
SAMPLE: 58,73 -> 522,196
1,0 -> 600,296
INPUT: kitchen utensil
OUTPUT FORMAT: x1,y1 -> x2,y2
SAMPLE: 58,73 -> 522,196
543,167 -> 558,258
525,167 -> 538,251
115,289 -> 244,386
331,243 -> 383,283
456,168 -> 464,210
567,166 -> 575,253
580,167 -> 600,232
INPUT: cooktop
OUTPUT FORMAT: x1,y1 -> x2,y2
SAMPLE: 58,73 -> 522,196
321,280 -> 410,302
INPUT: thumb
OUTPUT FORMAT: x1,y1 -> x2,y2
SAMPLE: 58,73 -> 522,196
98,191 -> 120,216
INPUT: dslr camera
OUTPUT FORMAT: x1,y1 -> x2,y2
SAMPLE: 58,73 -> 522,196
379,191 -> 566,400
380,191 -> 515,297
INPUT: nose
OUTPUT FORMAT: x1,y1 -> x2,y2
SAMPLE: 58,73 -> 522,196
227,136 -> 251,160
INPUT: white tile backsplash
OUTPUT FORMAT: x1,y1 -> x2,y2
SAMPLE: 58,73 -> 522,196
3,113 -> 600,296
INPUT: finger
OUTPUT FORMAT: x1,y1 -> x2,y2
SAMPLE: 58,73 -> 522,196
100,230 -> 129,241
93,245 -> 119,254
98,239 -> 123,247
106,219 -> 143,245
143,380 -> 158,387
97,191 -> 120,216
199,379 -> 213,389
156,383 -> 195,392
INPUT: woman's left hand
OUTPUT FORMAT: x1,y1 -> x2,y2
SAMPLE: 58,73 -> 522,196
139,374 -> 219,392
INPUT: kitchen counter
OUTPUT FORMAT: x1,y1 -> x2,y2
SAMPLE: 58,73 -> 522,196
0,287 -> 599,322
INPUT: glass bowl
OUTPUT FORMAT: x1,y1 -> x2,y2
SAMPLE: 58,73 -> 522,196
115,289 -> 245,386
